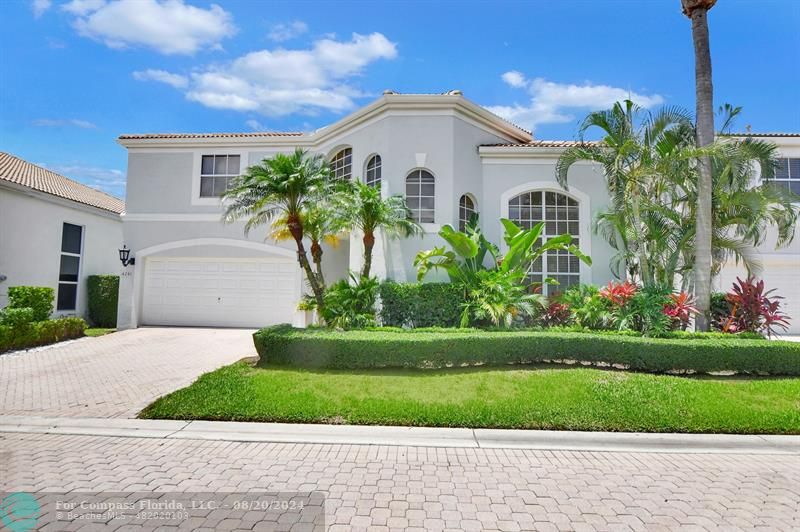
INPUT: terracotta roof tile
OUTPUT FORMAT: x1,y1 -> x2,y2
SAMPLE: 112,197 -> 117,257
0,152 -> 125,214
118,132 -> 304,140
725,132 -> 800,138
481,140 -> 600,148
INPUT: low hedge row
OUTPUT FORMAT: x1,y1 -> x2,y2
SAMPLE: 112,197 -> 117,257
378,281 -> 464,328
0,317 -> 86,353
87,275 -> 119,327
253,325 -> 800,375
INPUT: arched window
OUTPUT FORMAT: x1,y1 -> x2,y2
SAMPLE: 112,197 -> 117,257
458,194 -> 477,232
405,169 -> 435,223
330,148 -> 352,180
365,155 -> 381,188
508,190 -> 580,294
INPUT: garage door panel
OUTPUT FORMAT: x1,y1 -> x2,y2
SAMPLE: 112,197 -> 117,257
142,257 -> 300,328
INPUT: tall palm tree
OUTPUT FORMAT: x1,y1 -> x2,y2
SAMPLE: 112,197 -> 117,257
333,181 -> 422,278
556,100 -> 692,286
222,148 -> 330,310
682,0 -> 717,330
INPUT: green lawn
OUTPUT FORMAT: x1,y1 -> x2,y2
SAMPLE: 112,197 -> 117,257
85,327 -> 116,337
140,362 -> 800,434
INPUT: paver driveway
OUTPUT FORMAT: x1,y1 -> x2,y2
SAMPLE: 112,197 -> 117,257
2,432 -> 799,531
0,327 -> 254,418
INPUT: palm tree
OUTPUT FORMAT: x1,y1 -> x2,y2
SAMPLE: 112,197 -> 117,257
222,148 -> 330,310
555,100 -> 693,285
333,181 -> 422,278
682,0 -> 717,330
268,203 -> 341,289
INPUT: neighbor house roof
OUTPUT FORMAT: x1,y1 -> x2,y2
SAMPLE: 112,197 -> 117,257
0,152 -> 125,214
726,132 -> 800,138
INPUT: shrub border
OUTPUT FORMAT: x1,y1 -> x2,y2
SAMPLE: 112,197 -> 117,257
253,325 -> 800,376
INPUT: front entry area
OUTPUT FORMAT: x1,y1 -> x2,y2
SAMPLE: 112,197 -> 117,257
141,257 -> 300,328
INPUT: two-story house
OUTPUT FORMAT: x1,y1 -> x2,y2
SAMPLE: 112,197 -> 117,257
116,92 -> 799,332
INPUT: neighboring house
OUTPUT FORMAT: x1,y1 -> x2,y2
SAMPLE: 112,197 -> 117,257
0,152 -> 124,319
116,91 -> 799,333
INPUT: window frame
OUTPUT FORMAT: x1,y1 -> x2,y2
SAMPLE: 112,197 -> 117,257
199,154 -> 242,198
365,154 -> 382,188
405,169 -> 436,224
502,185 -> 589,296
458,193 -> 477,232
57,222 -> 84,312
330,147 -> 353,181
191,150 -> 247,206
771,157 -> 800,198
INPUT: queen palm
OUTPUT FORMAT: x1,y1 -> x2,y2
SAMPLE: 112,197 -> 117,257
222,148 -> 330,310
682,0 -> 717,330
333,181 -> 422,278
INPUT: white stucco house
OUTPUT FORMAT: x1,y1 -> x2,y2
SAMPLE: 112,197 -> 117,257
0,152 -> 124,318
115,92 -> 799,332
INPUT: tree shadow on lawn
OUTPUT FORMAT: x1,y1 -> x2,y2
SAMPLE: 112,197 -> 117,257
255,361 -> 797,382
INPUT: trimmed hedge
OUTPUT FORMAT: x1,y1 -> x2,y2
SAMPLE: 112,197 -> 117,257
7,286 -> 54,321
87,275 -> 119,327
0,317 -> 86,353
253,325 -> 800,376
378,281 -> 464,328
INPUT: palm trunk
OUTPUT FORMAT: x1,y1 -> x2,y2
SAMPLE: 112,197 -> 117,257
310,239 -> 325,289
684,0 -> 716,331
361,230 -> 375,278
288,213 -> 325,311
630,192 -> 651,286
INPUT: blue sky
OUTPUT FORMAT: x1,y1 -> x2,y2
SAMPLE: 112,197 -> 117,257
1,0 -> 798,199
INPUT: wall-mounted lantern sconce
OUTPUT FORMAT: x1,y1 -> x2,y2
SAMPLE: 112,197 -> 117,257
119,245 -> 135,267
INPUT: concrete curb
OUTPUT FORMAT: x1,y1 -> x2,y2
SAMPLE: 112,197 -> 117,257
0,415 -> 797,454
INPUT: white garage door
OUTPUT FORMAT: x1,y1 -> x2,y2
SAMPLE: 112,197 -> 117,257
142,257 -> 300,328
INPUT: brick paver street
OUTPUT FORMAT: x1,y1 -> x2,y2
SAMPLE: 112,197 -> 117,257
1,432 -> 798,531
0,328 -> 254,417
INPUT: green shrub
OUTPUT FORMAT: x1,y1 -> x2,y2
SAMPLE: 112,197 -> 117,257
0,317 -> 86,353
378,281 -> 464,328
321,274 -> 378,329
0,307 -> 35,328
87,275 -> 119,327
7,286 -> 54,321
253,326 -> 800,375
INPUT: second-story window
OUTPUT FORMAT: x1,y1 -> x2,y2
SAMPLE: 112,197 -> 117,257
331,148 -> 352,180
365,155 -> 381,188
200,154 -> 240,197
773,158 -> 800,195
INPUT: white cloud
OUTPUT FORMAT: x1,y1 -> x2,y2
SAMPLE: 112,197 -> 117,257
32,0 -> 52,18
488,72 -> 665,132
41,163 -> 126,196
501,70 -> 527,88
245,119 -> 267,131
65,0 -> 236,55
142,32 -> 397,116
133,68 -> 188,88
32,118 -> 98,128
268,20 -> 308,42
61,0 -> 104,16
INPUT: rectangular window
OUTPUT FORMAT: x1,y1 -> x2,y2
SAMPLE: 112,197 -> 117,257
57,223 -> 82,311
200,154 -> 241,197
770,158 -> 800,196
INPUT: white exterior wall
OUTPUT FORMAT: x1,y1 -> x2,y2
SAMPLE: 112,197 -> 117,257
715,137 -> 800,333
0,186 -> 122,319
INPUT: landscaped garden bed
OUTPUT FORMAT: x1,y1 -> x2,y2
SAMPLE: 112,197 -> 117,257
0,286 -> 86,353
140,361 -> 800,434
254,325 -> 800,376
